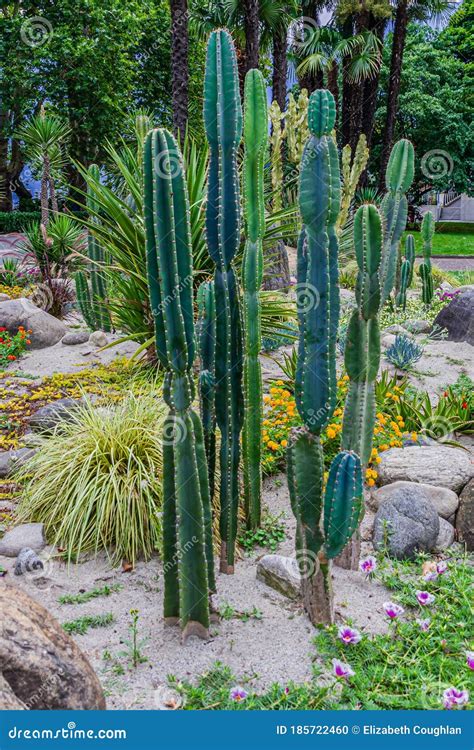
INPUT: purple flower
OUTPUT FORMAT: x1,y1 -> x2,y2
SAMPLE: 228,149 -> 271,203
383,601 -> 404,619
416,590 -> 435,606
466,652 -> 474,670
436,561 -> 448,575
423,571 -> 438,582
416,618 -> 431,632
443,687 -> 469,710
360,556 -> 377,578
338,626 -> 361,645
284,686 -> 290,694
332,659 -> 355,679
230,686 -> 248,702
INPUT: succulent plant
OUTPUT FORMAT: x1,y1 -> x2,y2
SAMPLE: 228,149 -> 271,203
196,280 -> 217,503
385,333 -> 424,370
419,211 -> 435,305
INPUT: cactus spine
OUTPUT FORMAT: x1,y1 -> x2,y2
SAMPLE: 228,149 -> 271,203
75,164 -> 111,332
144,128 -> 214,640
242,69 -> 267,529
420,211 -> 434,304
380,139 -> 414,305
197,280 -> 217,503
204,30 -> 244,573
287,90 -> 363,625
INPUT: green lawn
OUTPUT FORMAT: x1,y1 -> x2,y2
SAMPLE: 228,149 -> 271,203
404,231 -> 474,256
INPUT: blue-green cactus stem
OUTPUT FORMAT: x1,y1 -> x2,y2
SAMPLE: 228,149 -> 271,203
324,451 -> 363,559
420,211 -> 434,305
405,234 -> 415,287
197,281 -> 217,503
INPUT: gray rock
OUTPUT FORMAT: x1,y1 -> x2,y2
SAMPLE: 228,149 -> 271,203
0,523 -> 46,557
0,293 -> 10,302
89,330 -> 108,347
434,518 -> 455,551
383,324 -> 409,335
377,446 -> 474,494
28,398 -> 83,433
256,554 -> 301,600
439,282 -> 453,293
62,331 -> 90,346
404,319 -> 432,334
370,481 -> 459,519
434,289 -> 474,345
0,298 -> 66,349
373,486 -> 440,559
456,477 -> 474,551
14,548 -> 44,576
381,334 -> 397,349
0,448 -> 37,478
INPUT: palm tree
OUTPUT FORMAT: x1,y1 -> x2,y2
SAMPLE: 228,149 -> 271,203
170,0 -> 189,138
379,0 -> 451,186
242,0 -> 260,70
16,108 -> 70,225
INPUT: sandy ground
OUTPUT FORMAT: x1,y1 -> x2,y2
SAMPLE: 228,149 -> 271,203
1,473 -> 390,710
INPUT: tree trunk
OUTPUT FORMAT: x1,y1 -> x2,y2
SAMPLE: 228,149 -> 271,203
242,0 -> 260,74
40,154 -> 50,225
299,68 -> 323,95
301,555 -> 334,625
334,531 -> 360,570
262,239 -> 291,291
170,0 -> 189,140
327,62 -> 339,120
361,22 -> 386,150
379,0 -> 409,189
272,28 -> 288,110
341,19 -> 353,146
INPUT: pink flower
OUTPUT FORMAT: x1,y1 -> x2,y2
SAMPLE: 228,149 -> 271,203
423,571 -> 438,582
332,659 -> 354,679
443,687 -> 469,710
416,590 -> 435,606
229,686 -> 248,702
466,652 -> 474,670
416,618 -> 431,632
360,556 -> 377,578
383,601 -> 404,619
338,626 -> 361,645
436,561 -> 448,575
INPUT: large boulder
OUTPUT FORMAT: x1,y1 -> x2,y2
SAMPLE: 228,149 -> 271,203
377,446 -> 474,494
433,289 -> 474,345
456,478 -> 474,551
434,518 -> 455,552
373,484 -> 440,559
0,298 -> 66,349
28,398 -> 83,433
370,481 -> 459,519
0,523 -> 46,557
0,585 -> 105,709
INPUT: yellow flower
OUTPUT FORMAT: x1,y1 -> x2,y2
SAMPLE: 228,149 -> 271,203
281,440 -> 288,448
343,374 -> 349,381
411,432 -> 418,441
367,478 -> 375,487
375,456 -> 382,464
326,428 -> 336,440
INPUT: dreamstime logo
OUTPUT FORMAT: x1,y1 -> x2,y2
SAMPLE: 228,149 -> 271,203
421,415 -> 454,444
14,549 -> 55,591
153,273 -> 193,316
289,16 -> 318,51
421,150 -> 454,180
162,416 -> 187,446
294,548 -> 320,580
154,150 -> 183,179
153,685 -> 184,710
20,16 -> 53,48
295,282 -> 320,314
28,283 -> 54,312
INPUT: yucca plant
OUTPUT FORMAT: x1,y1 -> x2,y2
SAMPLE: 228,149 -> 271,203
16,392 -> 166,566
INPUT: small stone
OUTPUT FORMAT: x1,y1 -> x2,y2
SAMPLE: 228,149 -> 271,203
377,446 -> 474,494
256,554 -> 301,599
370,481 -> 459,519
381,334 -> 396,349
0,523 -> 46,557
0,448 -> 37,478
404,319 -> 432,334
14,548 -> 44,576
456,477 -> 474,551
0,293 -> 10,302
383,324 -> 409,335
373,486 -> 439,559
434,518 -> 455,551
28,398 -> 83,433
89,331 -> 108,347
62,331 -> 90,346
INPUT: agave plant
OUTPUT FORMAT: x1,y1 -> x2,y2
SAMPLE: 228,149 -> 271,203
385,334 -> 424,371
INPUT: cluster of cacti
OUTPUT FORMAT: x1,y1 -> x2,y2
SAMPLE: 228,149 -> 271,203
269,101 -> 285,215
242,70 -> 268,529
203,30 -> 244,573
336,135 -> 370,234
380,140 -> 415,306
419,211 -> 435,304
144,129 -> 215,641
396,234 -> 415,310
285,90 -> 310,165
75,164 -> 111,332
269,90 -> 309,214
287,89 -> 364,625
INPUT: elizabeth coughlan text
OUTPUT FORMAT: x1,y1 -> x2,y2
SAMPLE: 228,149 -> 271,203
364,725 -> 462,737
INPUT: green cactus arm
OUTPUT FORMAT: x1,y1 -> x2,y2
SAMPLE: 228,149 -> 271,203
162,415 -> 180,622
344,311 -> 380,384
243,69 -> 267,243
324,451 -> 363,559
421,211 -> 435,265
196,281 -> 217,501
190,410 -> 216,594
405,234 -> 415,286
354,204 -> 382,320
287,429 -> 325,561
342,380 -> 377,466
385,138 -> 414,194
396,259 -> 411,310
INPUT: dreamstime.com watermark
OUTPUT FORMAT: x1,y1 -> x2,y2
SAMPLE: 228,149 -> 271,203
7,722 -> 126,741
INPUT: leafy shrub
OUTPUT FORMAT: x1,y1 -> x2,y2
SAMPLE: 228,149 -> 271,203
385,335 -> 424,370
261,320 -> 298,352
0,326 -> 31,369
16,392 -> 166,565
0,211 -> 86,234
238,511 -> 286,552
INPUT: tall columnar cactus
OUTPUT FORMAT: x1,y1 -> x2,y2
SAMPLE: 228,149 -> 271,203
197,280 -> 217,503
420,211 -> 435,305
396,258 -> 411,310
75,164 -> 111,332
287,90 -> 364,625
144,128 -> 214,641
204,29 -> 244,573
405,234 -> 415,287
242,69 -> 267,529
380,139 -> 414,305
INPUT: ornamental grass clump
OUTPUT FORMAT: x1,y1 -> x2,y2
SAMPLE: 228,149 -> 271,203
16,392 -> 165,565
